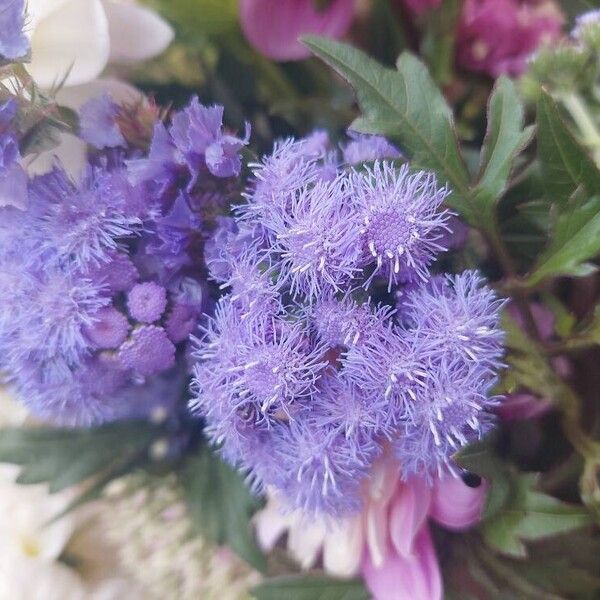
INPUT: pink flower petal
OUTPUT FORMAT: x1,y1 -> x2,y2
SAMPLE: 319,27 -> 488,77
429,475 -> 488,530
362,527 -> 442,600
389,477 -> 432,557
240,0 -> 355,61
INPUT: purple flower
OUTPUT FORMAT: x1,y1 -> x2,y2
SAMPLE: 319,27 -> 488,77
394,361 -> 499,479
127,281 -> 168,323
342,132 -> 401,165
170,98 -> 249,179
0,101 -> 27,210
118,325 -> 176,377
0,0 -> 29,61
572,10 -> 600,42
79,94 -> 126,149
351,162 -> 452,289
404,271 -> 506,370
264,178 -> 362,299
240,0 -> 354,61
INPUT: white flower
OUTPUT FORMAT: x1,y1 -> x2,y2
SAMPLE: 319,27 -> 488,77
26,0 -> 174,89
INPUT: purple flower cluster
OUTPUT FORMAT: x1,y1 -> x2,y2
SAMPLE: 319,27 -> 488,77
191,132 -> 505,515
0,97 -> 247,425
0,0 -> 29,61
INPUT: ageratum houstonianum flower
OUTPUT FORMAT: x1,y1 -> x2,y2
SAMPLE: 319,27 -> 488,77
0,98 -> 247,425
191,132 -> 506,515
0,0 -> 28,61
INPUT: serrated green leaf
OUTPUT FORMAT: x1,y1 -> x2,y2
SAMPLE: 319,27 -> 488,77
526,194 -> 600,286
473,76 -> 534,219
180,445 -> 266,572
252,575 -> 369,600
481,474 -> 592,557
537,92 -> 600,204
0,421 -> 159,493
302,37 -> 476,221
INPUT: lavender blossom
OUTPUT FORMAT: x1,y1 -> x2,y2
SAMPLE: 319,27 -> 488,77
342,132 -> 401,165
0,0 -> 29,61
0,100 -> 27,210
352,162 -> 452,289
404,271 -> 506,370
394,362 -> 499,479
79,94 -> 126,149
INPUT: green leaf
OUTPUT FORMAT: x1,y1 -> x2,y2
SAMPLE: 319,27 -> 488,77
526,193 -> 600,286
180,445 -> 266,572
0,421 -> 159,493
252,575 -> 370,600
537,92 -> 600,204
455,438 -> 513,519
482,474 -> 592,557
302,37 -> 475,221
473,76 -> 534,220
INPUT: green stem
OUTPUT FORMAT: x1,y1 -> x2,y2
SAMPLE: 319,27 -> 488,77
561,93 -> 600,163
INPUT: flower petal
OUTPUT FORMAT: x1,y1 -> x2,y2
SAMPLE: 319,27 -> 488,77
287,518 -> 326,570
29,0 -> 110,88
389,477 -> 432,557
26,0 -> 71,28
429,475 -> 488,530
362,528 -> 442,600
102,0 -> 174,63
322,515 -> 364,578
240,0 -> 354,61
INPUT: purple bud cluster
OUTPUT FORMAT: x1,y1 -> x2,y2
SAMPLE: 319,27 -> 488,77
191,132 -> 505,515
0,98 -> 248,425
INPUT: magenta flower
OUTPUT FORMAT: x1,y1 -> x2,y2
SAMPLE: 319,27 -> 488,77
457,0 -> 564,77
240,0 -> 355,61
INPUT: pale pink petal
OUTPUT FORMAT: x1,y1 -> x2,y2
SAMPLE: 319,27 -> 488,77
102,0 -> 174,63
240,0 -> 355,61
365,496 -> 389,569
430,476 -> 488,530
26,0 -> 71,28
322,515 -> 364,578
287,518 -> 326,570
362,528 -> 442,600
368,455 -> 400,503
29,0 -> 110,88
253,498 -> 295,552
389,477 -> 432,557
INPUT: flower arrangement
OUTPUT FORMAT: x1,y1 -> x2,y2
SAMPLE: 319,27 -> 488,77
1,0 -> 600,598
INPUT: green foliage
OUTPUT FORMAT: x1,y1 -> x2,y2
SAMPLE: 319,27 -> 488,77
252,575 -> 370,600
473,76 -> 534,223
536,92 -> 600,204
302,37 -> 474,220
526,193 -> 600,285
0,421 -> 160,493
179,444 -> 266,572
457,441 -> 592,558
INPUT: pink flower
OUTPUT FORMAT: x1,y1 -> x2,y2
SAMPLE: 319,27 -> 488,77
254,454 -> 487,599
456,0 -> 564,77
239,0 -> 355,61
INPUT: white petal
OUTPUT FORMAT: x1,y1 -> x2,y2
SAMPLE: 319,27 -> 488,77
365,498 -> 389,569
252,496 -> 295,553
24,132 -> 87,178
102,0 -> 174,63
322,515 -> 364,578
26,0 -> 71,28
29,0 -> 110,88
54,77 -> 141,109
287,518 -> 326,570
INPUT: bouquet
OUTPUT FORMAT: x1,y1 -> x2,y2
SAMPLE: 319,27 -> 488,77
0,0 -> 599,598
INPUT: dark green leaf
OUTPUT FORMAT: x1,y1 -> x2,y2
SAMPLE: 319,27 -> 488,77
526,194 -> 600,286
180,445 -> 266,572
537,92 -> 600,204
473,76 -> 534,220
302,37 -> 475,221
481,474 -> 592,557
252,574 -> 369,600
0,421 -> 159,493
